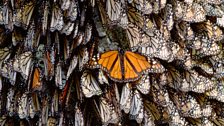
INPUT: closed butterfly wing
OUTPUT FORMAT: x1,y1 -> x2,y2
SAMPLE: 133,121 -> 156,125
136,75 -> 150,94
99,97 -> 119,125
81,70 -> 102,98
120,83 -> 133,113
61,0 -> 70,10
32,67 -> 42,91
98,69 -> 109,85
172,93 -> 202,118
77,47 -> 89,71
184,70 -> 215,93
18,93 -> 28,119
142,111 -> 155,126
60,22 -> 74,36
6,88 -> 15,116
75,107 -> 84,126
12,51 -> 33,80
168,105 -> 188,126
106,0 -> 122,22
127,6 -> 144,28
126,23 -> 141,49
24,21 -> 40,50
14,1 -> 34,29
152,81 -> 171,107
206,80 -> 224,102
0,47 -> 11,76
41,1 -> 49,36
217,15 -> 224,28
129,90 -> 144,123
65,0 -> 78,22
50,4 -> 64,32
137,29 -> 164,58
66,55 -> 78,79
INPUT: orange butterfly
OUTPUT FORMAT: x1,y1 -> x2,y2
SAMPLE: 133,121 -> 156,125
32,67 -> 42,90
98,51 -> 151,82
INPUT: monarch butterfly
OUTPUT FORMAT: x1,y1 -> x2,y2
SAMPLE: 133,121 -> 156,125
44,50 -> 54,80
151,0 -> 166,14
24,21 -> 40,51
61,0 -> 70,10
204,4 -> 224,17
83,23 -> 92,45
55,61 -> 66,90
99,97 -> 119,125
0,4 -> 13,30
165,65 -> 183,90
127,6 -> 144,28
14,1 -> 35,29
136,74 -> 150,94
129,90 -> 144,123
209,55 -> 224,78
206,80 -> 224,102
98,50 -> 151,82
182,3 -> 206,23
31,92 -> 41,114
142,111 -> 155,126
75,106 -> 84,126
81,70 -> 102,98
41,96 -> 49,125
125,23 -> 141,49
41,1 -> 49,36
0,47 -> 11,77
175,21 -> 194,41
129,0 -> 152,15
27,95 -> 36,118
50,90 -> 59,116
183,70 -> 214,93
202,105 -> 212,117
64,0 -> 78,22
106,0 -> 122,22
193,21 -> 223,41
73,21 -> 79,39
171,93 -> 202,118
31,67 -> 42,91
66,55 -> 78,79
97,0 -> 109,25
60,22 -> 74,36
151,81 -> 170,107
217,15 -> 224,28
163,4 -> 174,31
12,51 -> 33,80
98,69 -> 109,85
136,28 -> 165,58
18,92 -> 28,119
120,83 -> 132,113
168,105 -> 188,126
50,4 -> 64,32
206,0 -> 223,4
6,88 -> 15,116
77,47 -> 89,71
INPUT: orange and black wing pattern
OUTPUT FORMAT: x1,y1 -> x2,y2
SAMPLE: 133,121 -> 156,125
124,51 -> 151,81
98,51 -> 122,81
32,67 -> 42,90
98,51 -> 151,82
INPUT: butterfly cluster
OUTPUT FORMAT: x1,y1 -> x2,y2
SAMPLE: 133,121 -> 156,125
1,0 -> 224,125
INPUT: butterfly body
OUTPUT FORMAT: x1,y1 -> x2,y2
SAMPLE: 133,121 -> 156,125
98,50 -> 151,82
